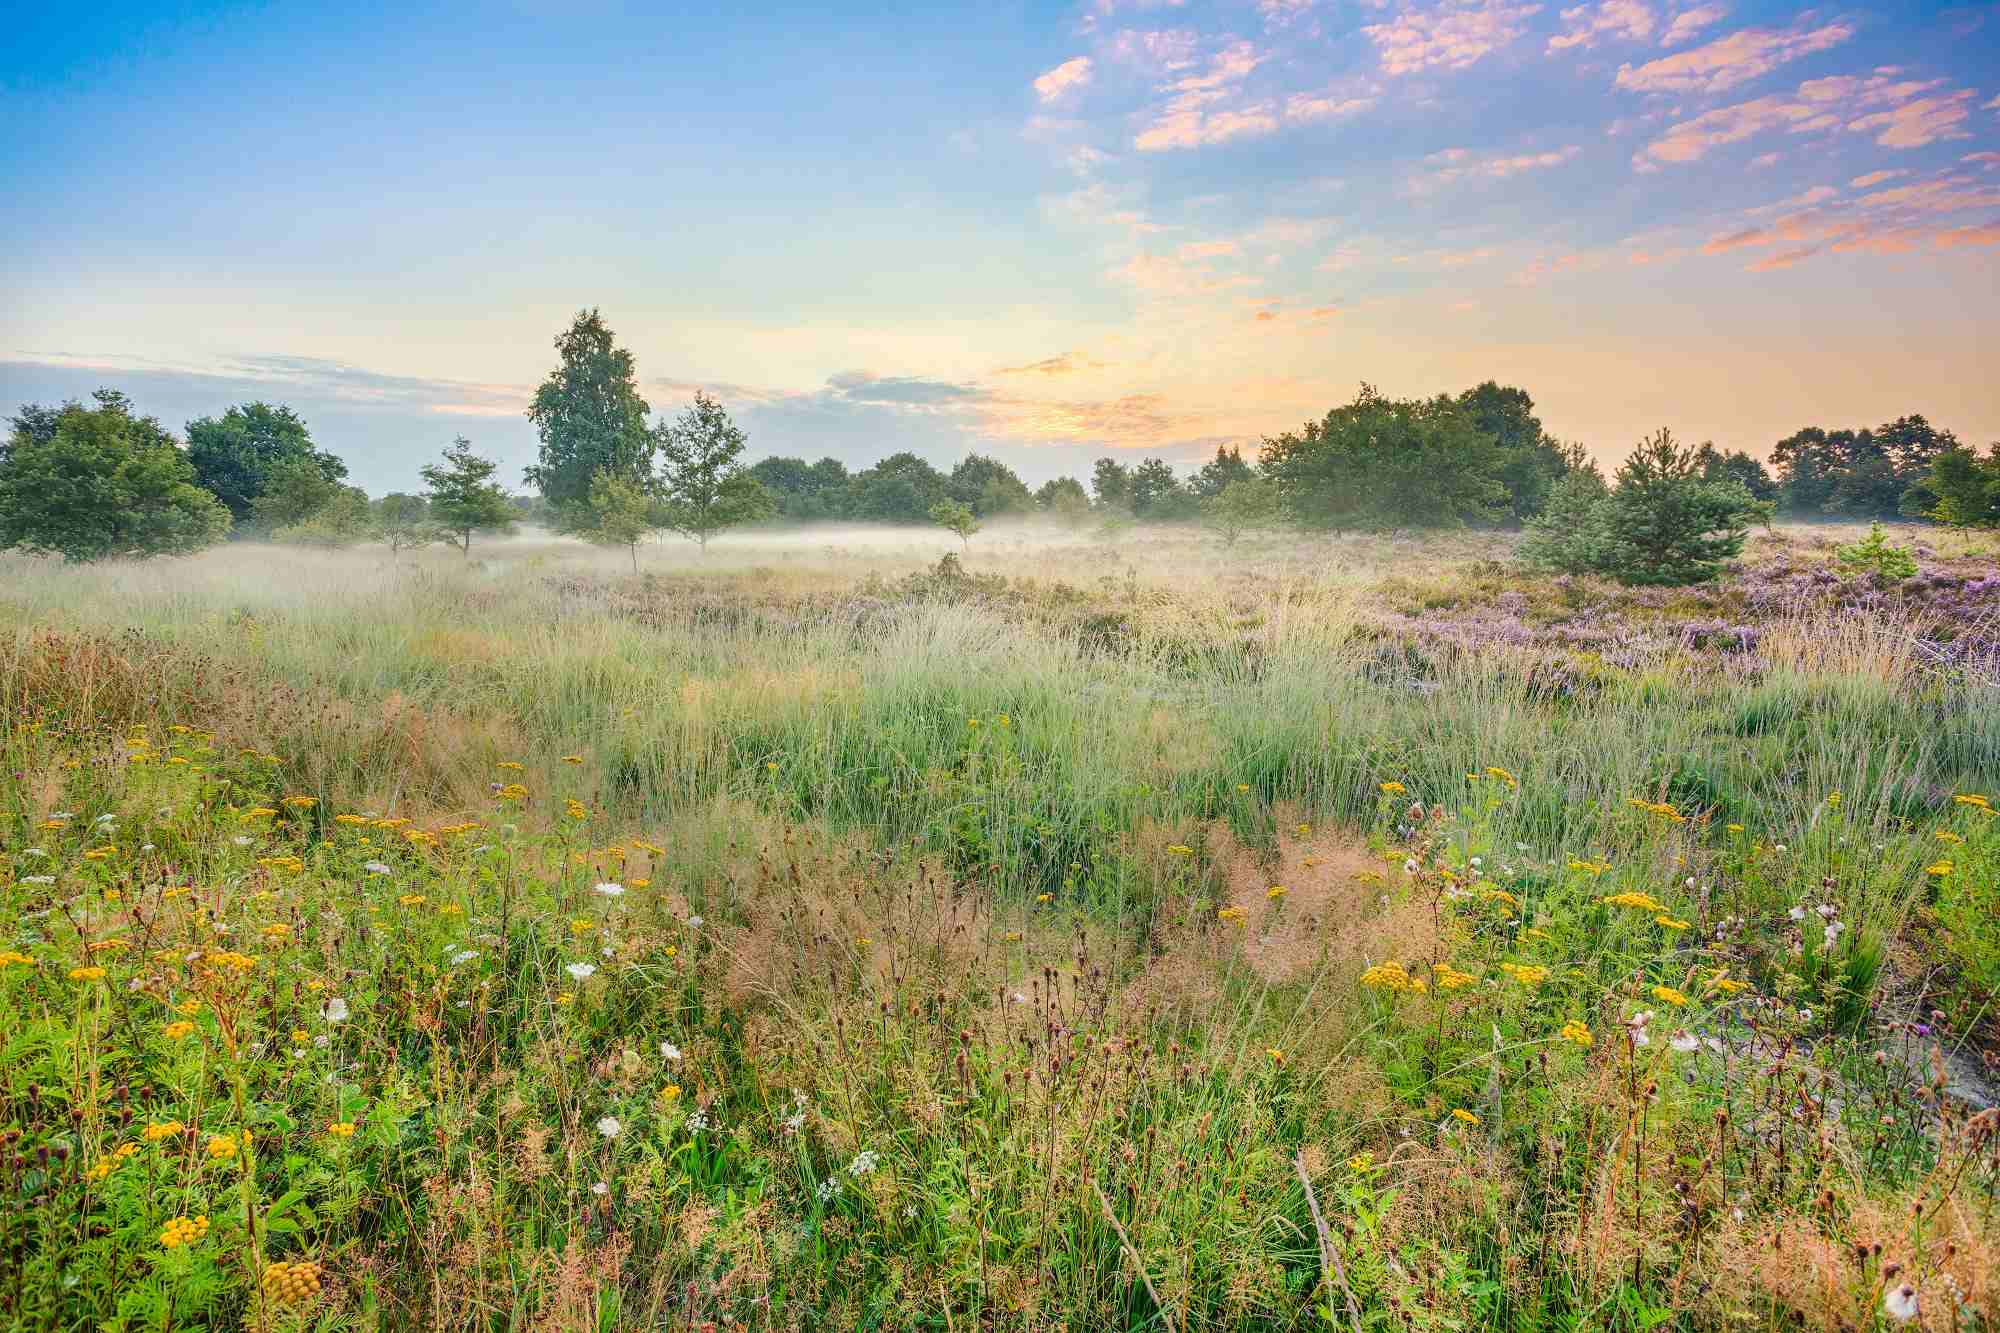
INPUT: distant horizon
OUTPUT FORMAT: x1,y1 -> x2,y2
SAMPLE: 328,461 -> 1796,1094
6,1 -> 1997,495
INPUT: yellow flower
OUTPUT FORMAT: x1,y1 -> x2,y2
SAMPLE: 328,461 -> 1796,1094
68,965 -> 107,982
1035,893 -> 1052,904
1935,830 -> 1964,844
206,1134 -> 241,1160
1926,860 -> 1954,877
1484,766 -> 1518,788
290,1028 -> 309,1044
1600,891 -> 1665,912
1346,1152 -> 1373,1172
1266,886 -> 1287,901
1432,963 -> 1479,991
282,795 -> 316,809
159,1215 -> 210,1249
1952,793 -> 1990,808
1559,1021 -> 1594,1048
143,1120 -> 185,1142
562,754 -> 584,765
327,1122 -> 357,1138
0,951 -> 35,967
570,918 -> 595,934
1360,962 -> 1417,993
661,1083 -> 682,1102
262,1260 -> 323,1305
1651,985 -> 1688,1007
1267,1048 -> 1285,1065
164,1020 -> 196,1040
1450,1108 -> 1480,1127
1655,916 -> 1690,931
1500,963 -> 1548,987
497,761 -> 524,771
1706,972 -> 1749,995
1379,781 -> 1407,796
629,878 -> 651,888
1165,844 -> 1193,856
399,894 -> 427,907
175,998 -> 202,1016
1216,905 -> 1248,924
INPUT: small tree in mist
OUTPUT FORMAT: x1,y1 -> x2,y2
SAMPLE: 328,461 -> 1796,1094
1203,477 -> 1280,547
253,456 -> 370,543
581,470 -> 661,573
373,493 -> 439,558
420,437 -> 517,557
655,391 -> 773,553
928,499 -> 979,548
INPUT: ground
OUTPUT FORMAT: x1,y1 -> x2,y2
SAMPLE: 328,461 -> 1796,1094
1,520 -> 1997,1331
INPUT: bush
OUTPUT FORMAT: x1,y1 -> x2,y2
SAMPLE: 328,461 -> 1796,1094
1519,429 -> 1769,585
1835,522 -> 1919,580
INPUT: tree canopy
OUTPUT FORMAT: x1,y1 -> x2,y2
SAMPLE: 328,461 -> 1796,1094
1260,385 -> 1511,531
525,309 -> 654,521
185,402 -> 345,527
655,392 -> 774,551
0,391 -> 231,561
420,437 -> 518,555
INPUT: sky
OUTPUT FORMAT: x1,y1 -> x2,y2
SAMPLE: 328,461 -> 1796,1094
3,0 -> 1997,494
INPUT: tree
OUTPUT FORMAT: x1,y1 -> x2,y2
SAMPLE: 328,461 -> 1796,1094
185,402 -> 345,527
250,456 -> 369,542
1916,445 -> 2000,528
1260,385 -> 1510,532
578,471 -> 665,572
1090,458 -> 1133,511
0,390 -> 231,561
372,493 -> 439,557
1129,458 -> 1195,520
1515,469 -> 1612,575
1523,429 -> 1767,585
1035,476 -> 1092,526
1455,382 -> 1573,523
655,392 -> 774,552
948,455 -> 1032,516
420,437 -> 517,556
1835,523 -> 1918,579
1203,477 -> 1281,546
846,452 -> 948,523
1771,416 -> 1957,518
928,498 -> 980,548
1190,445 -> 1254,499
525,309 -> 654,522
749,455 -> 851,519
1695,444 -> 1778,504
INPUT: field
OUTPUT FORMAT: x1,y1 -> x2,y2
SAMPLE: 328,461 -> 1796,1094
3,521 -> 1998,1331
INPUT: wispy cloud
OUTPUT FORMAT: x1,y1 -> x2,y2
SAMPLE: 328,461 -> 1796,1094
1363,1 -> 1544,77
1659,3 -> 1725,47
994,351 -> 1109,376
1548,1 -> 1655,53
1133,39 -> 1277,150
1615,18 -> 1853,94
1414,143 -> 1579,189
1846,89 -> 1976,148
1635,71 -> 1953,165
1033,56 -> 1094,102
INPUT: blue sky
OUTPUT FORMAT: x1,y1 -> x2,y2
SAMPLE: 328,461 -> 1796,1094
4,0 -> 1996,493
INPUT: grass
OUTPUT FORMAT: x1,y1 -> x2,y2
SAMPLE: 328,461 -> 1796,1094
1,526 -> 1997,1330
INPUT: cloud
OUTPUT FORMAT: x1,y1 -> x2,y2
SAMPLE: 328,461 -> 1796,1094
1636,72 -> 1949,165
1285,89 -> 1378,121
1415,143 -> 1579,188
1108,250 -> 1258,294
1133,39 -> 1279,150
1849,169 -> 1907,188
1547,1 -> 1654,53
1177,239 -> 1240,258
1614,19 -> 1853,95
1033,57 -> 1094,103
1105,27 -> 1201,71
1746,245 -> 1817,271
994,352 -> 1108,376
1694,167 -> 2000,272
1363,1 -> 1543,77
1846,90 -> 1976,148
1934,222 -> 2000,248
824,371 -> 984,408
1659,3 -> 1725,46
1964,151 -> 2000,169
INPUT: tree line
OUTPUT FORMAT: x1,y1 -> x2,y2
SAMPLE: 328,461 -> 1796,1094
3,308 -> 1995,570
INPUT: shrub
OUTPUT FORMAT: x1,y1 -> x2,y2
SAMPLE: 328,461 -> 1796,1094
1835,522 -> 1919,580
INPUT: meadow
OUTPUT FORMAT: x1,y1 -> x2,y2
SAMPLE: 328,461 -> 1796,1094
2,520 -> 1997,1331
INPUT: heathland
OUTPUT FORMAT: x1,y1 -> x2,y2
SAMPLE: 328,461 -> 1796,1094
2,520 -> 1997,1330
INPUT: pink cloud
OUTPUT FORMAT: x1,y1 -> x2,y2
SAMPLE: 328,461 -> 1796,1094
1133,40 -> 1279,150
1547,0 -> 1654,53
1659,3 -> 1725,47
1363,1 -> 1543,77
1286,89 -> 1378,121
1614,19 -> 1853,95
1033,57 -> 1094,102
1849,169 -> 1907,188
1638,94 -> 1834,165
1416,143 -> 1579,188
1963,151 -> 2000,169
1746,245 -> 1817,271
1847,90 -> 1976,148
1934,223 -> 2000,248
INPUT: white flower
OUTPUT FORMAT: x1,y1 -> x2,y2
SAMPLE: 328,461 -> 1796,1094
816,1178 -> 840,1202
1815,903 -> 1838,920
848,1149 -> 880,1177
659,1042 -> 681,1063
450,950 -> 479,966
1788,905 -> 1806,922
1625,1011 -> 1653,1046
686,915 -> 703,929
363,861 -> 393,875
565,962 -> 597,982
1670,1031 -> 1699,1053
232,836 -> 253,847
22,848 -> 46,857
1403,858 -> 1419,875
94,814 -> 116,825
313,1035 -> 329,1049
21,875 -> 53,885
591,1180 -> 609,1196
320,997 -> 350,1023
1884,1283 -> 1919,1322
600,944 -> 616,957
687,1109 -> 709,1133
593,882 -> 624,898
1822,922 -> 1845,949
596,1116 -> 622,1139
1469,856 -> 1482,867
1773,844 -> 1787,854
